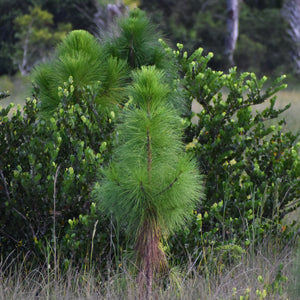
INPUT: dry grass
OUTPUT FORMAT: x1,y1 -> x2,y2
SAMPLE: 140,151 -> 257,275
1,241 -> 299,300
260,89 -> 300,134
0,74 -> 31,108
192,88 -> 300,134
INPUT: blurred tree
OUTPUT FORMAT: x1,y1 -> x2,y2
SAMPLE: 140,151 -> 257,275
236,3 -> 291,76
38,0 -> 98,31
140,0 -> 292,76
0,0 -> 100,75
140,0 -> 227,70
225,0 -> 240,66
0,0 -> 295,77
0,0 -> 32,74
14,6 -> 72,75
282,0 -> 300,74
0,0 -> 137,76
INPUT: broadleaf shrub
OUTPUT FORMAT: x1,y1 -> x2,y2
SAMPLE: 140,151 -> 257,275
0,82 -> 115,265
164,43 -> 300,261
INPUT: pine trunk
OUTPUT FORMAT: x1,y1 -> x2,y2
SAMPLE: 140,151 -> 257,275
136,213 -> 167,299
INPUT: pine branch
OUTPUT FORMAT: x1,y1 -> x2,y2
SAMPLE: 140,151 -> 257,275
154,170 -> 183,198
129,33 -> 135,68
147,126 -> 152,175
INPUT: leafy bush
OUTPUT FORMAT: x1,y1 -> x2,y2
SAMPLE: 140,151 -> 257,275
165,43 -> 300,261
0,81 -> 114,265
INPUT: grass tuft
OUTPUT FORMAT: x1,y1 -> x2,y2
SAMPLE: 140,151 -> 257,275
1,241 -> 299,300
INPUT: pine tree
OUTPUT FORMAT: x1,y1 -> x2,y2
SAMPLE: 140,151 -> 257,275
100,8 -> 186,117
32,29 -> 129,116
102,8 -> 169,70
32,9 -> 180,118
93,66 -> 204,297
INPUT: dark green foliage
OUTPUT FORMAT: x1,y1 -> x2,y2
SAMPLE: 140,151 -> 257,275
0,0 -> 98,75
0,81 -> 115,265
236,5 -> 291,76
140,0 -> 227,69
0,0 -> 32,74
165,43 -> 300,261
40,0 -> 98,31
244,0 -> 283,9
0,43 -> 16,75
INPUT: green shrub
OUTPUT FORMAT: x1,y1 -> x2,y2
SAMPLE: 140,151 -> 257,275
102,9 -> 170,71
164,43 -> 300,261
32,30 -> 129,117
0,81 -> 114,266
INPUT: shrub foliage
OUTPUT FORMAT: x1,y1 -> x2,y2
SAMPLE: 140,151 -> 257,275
0,82 -> 114,265
165,43 -> 300,261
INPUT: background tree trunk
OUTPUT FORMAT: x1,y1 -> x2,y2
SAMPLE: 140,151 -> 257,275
282,0 -> 300,74
76,2 -> 127,35
225,0 -> 240,66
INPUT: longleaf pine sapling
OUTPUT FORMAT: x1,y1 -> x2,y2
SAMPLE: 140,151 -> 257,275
93,66 -> 204,296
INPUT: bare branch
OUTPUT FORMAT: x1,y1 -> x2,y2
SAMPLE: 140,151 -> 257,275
154,171 -> 183,198
0,169 -> 11,203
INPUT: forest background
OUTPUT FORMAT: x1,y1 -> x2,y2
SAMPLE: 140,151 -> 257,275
1,0 -> 300,79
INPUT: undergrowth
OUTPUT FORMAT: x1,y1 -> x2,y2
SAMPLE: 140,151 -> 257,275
0,240 -> 299,300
